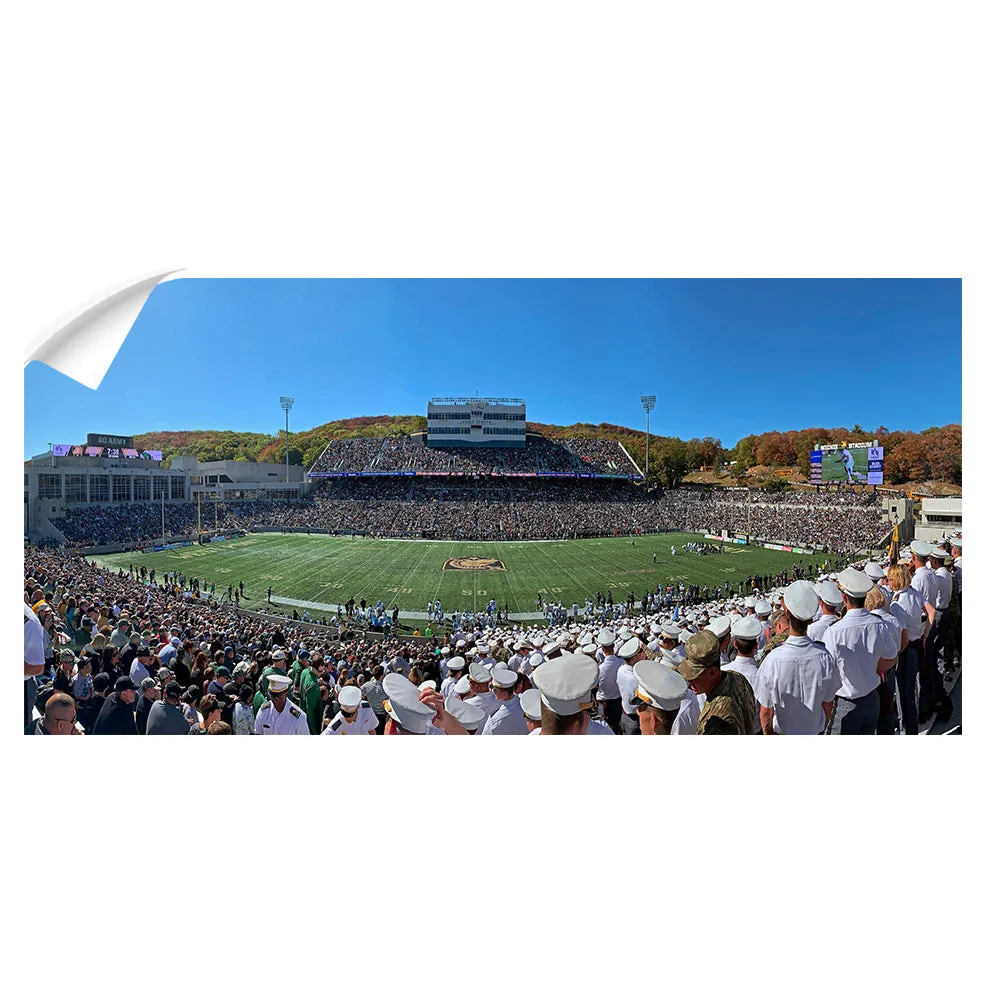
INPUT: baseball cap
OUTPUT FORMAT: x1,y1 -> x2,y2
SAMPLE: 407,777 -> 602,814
676,631 -> 721,681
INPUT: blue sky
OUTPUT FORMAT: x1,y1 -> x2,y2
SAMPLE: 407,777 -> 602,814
23,278 -> 961,458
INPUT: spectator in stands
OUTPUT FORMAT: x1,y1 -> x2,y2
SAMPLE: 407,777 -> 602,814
92,676 -> 139,735
26,691 -> 78,735
135,677 -> 160,734
145,680 -> 191,735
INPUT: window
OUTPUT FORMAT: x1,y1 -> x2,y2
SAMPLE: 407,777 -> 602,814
113,476 -> 131,502
133,477 -> 151,501
64,475 -> 87,502
38,474 -> 62,499
170,476 -> 186,499
90,475 -> 110,502
152,475 -> 169,500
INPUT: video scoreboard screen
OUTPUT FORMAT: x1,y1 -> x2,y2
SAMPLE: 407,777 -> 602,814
810,442 -> 883,485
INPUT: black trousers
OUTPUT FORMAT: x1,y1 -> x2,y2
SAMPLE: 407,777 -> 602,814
600,697 -> 622,735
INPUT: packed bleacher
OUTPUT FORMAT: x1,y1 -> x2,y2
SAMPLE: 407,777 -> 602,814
307,434 -> 640,477
47,478 -> 891,553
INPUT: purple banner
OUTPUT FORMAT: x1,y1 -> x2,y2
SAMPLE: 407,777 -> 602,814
52,444 -> 71,456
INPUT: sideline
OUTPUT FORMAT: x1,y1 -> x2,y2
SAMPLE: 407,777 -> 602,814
270,594 -> 549,621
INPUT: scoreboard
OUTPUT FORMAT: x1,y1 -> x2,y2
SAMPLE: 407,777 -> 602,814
810,441 -> 883,486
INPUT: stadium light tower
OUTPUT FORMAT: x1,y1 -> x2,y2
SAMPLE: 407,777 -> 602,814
280,396 -> 294,483
641,395 -> 656,487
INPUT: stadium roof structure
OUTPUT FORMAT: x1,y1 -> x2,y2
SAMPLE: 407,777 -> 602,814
429,397 -> 525,406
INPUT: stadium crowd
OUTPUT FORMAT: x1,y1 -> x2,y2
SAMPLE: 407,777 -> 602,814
49,480 -> 891,553
23,526 -> 961,736
308,434 -> 639,477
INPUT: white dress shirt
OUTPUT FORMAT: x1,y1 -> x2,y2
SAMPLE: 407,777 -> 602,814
890,587 -> 923,639
823,609 -> 898,700
254,697 -> 311,735
671,689 -> 701,735
481,696 -> 528,735
933,568 -> 953,610
617,662 -> 638,712
754,635 -> 839,734
807,614 -> 839,643
597,654 -> 623,701
322,705 -> 379,734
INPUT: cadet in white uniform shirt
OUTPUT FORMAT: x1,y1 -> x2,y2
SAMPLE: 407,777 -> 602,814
909,541 -> 939,720
727,616 -> 763,733
531,654 -> 600,736
615,637 -> 644,735
755,581 -> 839,735
465,661 -> 501,719
481,667 -> 528,735
822,569 -> 898,735
441,656 -> 466,702
594,628 -> 623,733
255,674 -> 311,735
322,685 -> 378,735
632,658 -> 688,735
807,581 -> 843,642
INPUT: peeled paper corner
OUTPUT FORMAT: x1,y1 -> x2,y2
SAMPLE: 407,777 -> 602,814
23,269 -> 183,390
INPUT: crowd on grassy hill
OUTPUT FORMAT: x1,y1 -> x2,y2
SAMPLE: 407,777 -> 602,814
307,434 -> 635,476
23,528 -> 962,736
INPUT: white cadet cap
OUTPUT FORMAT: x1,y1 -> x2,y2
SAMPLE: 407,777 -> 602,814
525,652 -> 545,672
679,629 -> 694,643
910,540 -> 933,557
597,628 -> 616,647
475,642 -> 489,653
619,636 -> 642,659
645,639 -> 660,654
445,696 -> 484,733
455,639 -> 467,648
744,596 -> 756,608
817,580 -> 844,608
419,680 -> 438,692
930,546 -> 948,559
950,537 -> 962,549
783,580 -> 819,621
338,686 -> 362,710
660,622 -> 681,639
447,655 -> 466,673
469,661 -> 492,683
579,643 -> 598,657
864,561 -> 883,580
542,641 -> 561,657
382,674 -> 435,734
268,674 -> 293,693
271,649 -> 287,661
520,688 -> 542,722
661,647 -> 685,666
531,636 -> 545,648
755,601 -> 773,616
440,646 -> 451,655
732,616 -> 763,640
519,688 -> 542,722
838,567 -> 874,598
531,654 -> 599,716
633,659 -> 688,712
454,675 -> 472,696
708,616 -> 731,638
491,666 -> 518,688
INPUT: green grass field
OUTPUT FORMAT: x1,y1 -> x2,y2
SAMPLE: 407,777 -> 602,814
92,533 -> 840,619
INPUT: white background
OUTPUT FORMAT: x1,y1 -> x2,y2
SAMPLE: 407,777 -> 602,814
6,3 -> 989,999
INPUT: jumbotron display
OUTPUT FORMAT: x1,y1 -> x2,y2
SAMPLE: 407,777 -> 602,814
810,442 -> 883,485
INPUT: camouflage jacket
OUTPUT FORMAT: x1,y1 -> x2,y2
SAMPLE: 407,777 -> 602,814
697,670 -> 758,735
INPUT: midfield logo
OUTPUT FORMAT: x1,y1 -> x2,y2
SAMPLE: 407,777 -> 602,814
443,557 -> 507,571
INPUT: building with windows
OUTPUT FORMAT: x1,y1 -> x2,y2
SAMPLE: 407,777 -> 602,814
24,451 -> 192,539
426,397 -> 526,448
914,496 -> 962,542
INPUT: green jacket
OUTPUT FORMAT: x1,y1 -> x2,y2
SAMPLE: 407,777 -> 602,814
298,670 -> 323,735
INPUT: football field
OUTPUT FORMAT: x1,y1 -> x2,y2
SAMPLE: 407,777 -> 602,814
93,532 -> 834,619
